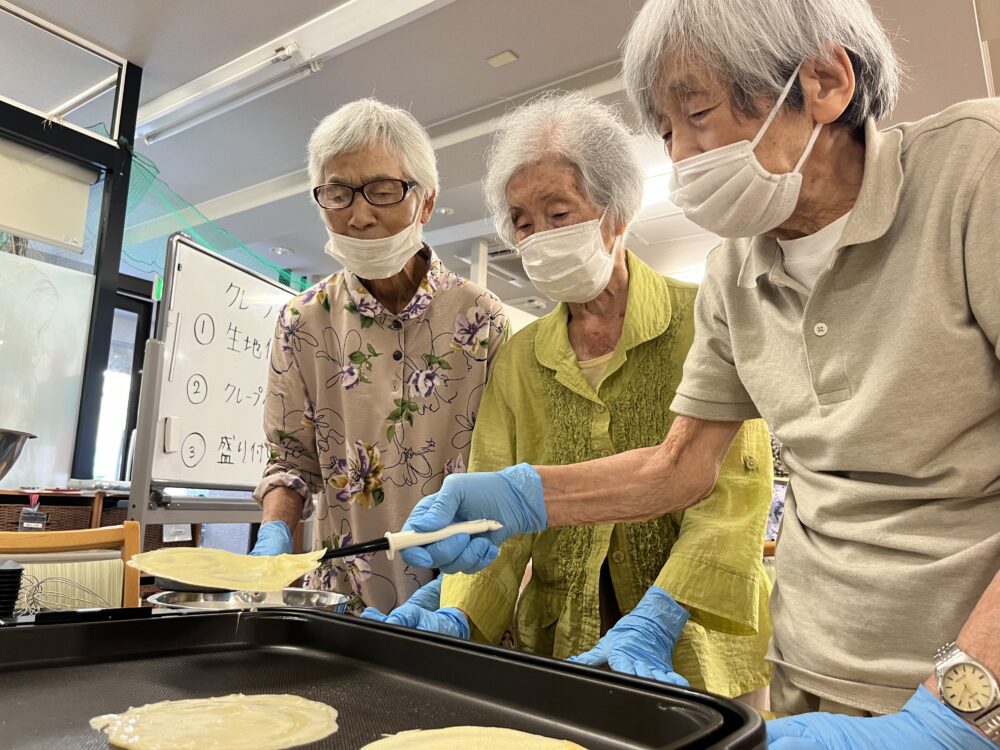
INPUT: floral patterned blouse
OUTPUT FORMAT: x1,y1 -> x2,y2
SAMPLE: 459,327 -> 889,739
254,247 -> 507,613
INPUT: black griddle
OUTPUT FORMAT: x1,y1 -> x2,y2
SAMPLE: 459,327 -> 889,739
0,609 -> 765,749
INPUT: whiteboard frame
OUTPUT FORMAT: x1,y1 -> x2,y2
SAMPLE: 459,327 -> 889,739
128,233 -> 294,536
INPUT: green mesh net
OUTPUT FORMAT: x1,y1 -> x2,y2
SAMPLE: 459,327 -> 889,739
90,124 -> 310,291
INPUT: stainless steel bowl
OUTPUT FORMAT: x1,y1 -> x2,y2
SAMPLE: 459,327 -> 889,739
281,587 -> 351,612
148,588 -> 350,613
0,429 -> 36,483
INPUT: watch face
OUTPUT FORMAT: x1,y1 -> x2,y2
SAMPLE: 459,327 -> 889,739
942,662 -> 994,713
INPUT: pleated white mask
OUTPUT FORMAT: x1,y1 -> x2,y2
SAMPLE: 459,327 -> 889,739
516,215 -> 616,303
669,64 -> 821,239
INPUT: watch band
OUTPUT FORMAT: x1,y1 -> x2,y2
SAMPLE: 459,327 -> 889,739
934,642 -> 964,672
980,706 -> 1000,743
935,641 -> 1000,745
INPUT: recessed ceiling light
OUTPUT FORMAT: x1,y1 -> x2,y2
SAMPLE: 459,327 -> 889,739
437,207 -> 455,215
486,49 -> 519,69
271,246 -> 294,256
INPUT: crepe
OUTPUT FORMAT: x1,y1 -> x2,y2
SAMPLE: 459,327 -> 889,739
89,693 -> 339,750
361,727 -> 587,749
127,547 -> 325,591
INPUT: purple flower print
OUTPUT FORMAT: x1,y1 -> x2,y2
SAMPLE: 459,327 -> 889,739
407,369 -> 443,399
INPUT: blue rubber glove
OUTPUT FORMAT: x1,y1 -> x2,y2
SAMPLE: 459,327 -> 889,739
568,586 -> 690,686
399,464 -> 547,573
767,685 -> 995,749
402,575 -> 443,611
248,520 -> 293,556
361,601 -> 470,640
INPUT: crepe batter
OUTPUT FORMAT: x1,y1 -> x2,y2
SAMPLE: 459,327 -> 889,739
361,727 -> 587,748
127,547 -> 325,591
89,693 -> 339,749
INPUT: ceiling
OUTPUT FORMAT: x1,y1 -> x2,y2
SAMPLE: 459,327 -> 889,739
4,0 -> 994,312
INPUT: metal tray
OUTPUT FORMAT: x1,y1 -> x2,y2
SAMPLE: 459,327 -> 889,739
147,587 -> 351,612
0,609 -> 765,749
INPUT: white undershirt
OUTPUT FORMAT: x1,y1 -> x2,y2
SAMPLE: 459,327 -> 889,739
777,212 -> 852,292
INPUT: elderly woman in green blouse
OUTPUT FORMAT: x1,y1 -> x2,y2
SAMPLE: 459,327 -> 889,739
365,93 -> 774,702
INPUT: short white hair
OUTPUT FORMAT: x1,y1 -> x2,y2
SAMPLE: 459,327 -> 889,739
484,92 -> 644,249
307,98 -> 439,194
623,0 -> 902,134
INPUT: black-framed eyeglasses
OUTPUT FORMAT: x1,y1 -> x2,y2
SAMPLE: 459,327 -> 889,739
312,179 -> 418,210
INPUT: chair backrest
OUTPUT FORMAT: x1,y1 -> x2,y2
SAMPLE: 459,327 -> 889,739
0,521 -> 141,607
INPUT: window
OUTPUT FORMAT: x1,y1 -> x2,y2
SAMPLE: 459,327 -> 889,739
91,290 -> 152,481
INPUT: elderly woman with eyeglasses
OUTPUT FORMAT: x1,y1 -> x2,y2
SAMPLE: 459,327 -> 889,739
248,98 -> 507,614
366,93 -> 776,704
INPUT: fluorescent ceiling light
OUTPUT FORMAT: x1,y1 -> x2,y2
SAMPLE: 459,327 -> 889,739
47,73 -> 118,120
142,63 -> 317,145
136,0 -> 458,145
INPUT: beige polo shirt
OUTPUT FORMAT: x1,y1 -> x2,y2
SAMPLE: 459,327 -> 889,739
671,100 -> 1000,713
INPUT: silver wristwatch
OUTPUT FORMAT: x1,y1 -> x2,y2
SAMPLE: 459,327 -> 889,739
934,642 -> 1000,744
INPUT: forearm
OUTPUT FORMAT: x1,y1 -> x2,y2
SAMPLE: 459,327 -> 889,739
261,486 -> 306,528
543,416 -> 742,527
925,566 -> 1000,696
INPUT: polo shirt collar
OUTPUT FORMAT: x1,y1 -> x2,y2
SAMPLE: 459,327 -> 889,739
737,118 -> 905,290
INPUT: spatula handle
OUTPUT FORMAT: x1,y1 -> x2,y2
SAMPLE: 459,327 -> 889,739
385,519 -> 503,560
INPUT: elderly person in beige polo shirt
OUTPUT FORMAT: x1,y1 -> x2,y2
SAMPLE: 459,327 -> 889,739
395,0 -> 1000,742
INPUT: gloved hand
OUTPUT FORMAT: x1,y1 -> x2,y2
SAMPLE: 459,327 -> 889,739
249,520 -> 293,556
568,586 -> 689,686
767,685 -> 995,749
399,464 -> 547,574
361,600 -> 470,640
402,575 -> 443,611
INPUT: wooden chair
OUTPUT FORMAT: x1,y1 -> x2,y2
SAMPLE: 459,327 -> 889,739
0,521 -> 141,607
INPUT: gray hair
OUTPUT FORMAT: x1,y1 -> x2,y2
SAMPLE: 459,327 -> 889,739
307,98 -> 439,194
484,92 -> 644,249
623,0 -> 902,134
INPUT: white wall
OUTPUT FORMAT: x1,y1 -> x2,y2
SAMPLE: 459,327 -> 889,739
0,252 -> 94,488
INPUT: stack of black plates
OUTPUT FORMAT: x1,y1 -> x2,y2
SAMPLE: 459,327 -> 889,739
0,560 -> 23,618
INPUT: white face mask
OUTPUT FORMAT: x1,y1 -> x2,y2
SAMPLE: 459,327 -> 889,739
324,204 -> 425,280
516,215 -> 617,303
668,64 -> 822,238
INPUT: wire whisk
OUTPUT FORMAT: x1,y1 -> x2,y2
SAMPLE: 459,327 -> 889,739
14,575 -> 114,616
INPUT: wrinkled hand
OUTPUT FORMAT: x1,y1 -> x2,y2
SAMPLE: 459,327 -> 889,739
767,686 -> 995,749
568,586 -> 689,686
361,601 -> 469,640
399,464 -> 547,574
249,521 -> 293,556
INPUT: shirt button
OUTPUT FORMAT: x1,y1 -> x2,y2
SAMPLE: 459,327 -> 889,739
393,350 -> 403,361
611,550 -> 625,564
596,404 -> 606,413
390,320 -> 402,331
813,322 -> 829,337
744,456 -> 758,471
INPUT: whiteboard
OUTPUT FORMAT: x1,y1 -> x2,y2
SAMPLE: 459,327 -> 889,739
149,235 -> 293,488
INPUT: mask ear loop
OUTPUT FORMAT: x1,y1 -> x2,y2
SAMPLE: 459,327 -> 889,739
751,62 -> 804,150
793,123 -> 823,174
598,207 -> 629,261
